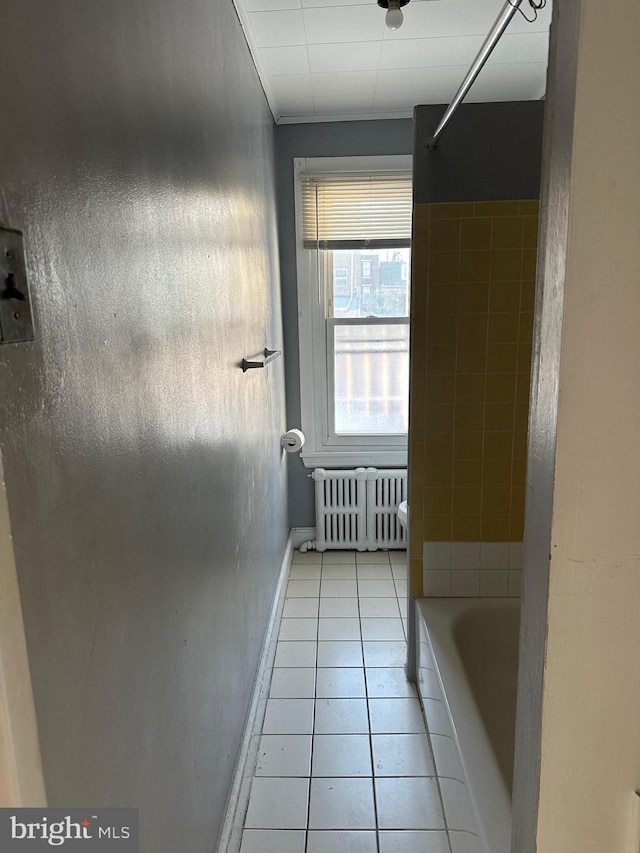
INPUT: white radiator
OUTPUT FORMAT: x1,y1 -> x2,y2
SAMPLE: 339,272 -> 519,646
366,468 -> 408,551
311,468 -> 368,551
302,467 -> 407,552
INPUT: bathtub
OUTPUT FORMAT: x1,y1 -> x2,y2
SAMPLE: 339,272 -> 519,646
415,598 -> 520,853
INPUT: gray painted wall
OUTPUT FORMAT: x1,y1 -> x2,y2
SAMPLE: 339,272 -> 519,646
276,120 -> 413,527
0,2 -> 287,851
413,102 -> 545,202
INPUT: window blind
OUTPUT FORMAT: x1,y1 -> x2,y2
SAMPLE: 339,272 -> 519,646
302,176 -> 412,250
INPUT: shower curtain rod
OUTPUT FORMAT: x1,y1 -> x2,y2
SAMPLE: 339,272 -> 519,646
426,0 -> 525,149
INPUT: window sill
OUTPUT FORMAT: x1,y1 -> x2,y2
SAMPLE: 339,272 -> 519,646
300,448 -> 408,469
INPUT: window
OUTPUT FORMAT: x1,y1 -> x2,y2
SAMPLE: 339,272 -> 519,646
333,267 -> 351,307
294,156 -> 412,467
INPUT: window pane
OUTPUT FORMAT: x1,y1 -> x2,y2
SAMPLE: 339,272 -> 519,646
334,323 -> 409,435
330,248 -> 410,319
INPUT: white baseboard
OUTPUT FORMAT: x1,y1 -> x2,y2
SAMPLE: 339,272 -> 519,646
292,526 -> 316,549
216,532 -> 294,853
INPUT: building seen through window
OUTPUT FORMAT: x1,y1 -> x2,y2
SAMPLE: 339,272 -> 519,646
332,249 -> 410,319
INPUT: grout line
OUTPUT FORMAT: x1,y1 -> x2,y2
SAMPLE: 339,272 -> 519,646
477,217 -> 494,550
358,561 -> 381,853
242,550 -> 461,846
303,556 -> 323,853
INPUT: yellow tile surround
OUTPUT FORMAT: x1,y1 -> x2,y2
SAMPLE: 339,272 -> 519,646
409,199 -> 539,596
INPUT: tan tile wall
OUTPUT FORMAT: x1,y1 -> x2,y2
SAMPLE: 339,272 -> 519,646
408,199 -> 539,596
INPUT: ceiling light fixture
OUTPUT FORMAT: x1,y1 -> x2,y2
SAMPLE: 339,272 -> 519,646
378,0 -> 409,30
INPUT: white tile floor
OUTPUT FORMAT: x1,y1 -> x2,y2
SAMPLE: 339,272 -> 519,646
240,549 -> 485,853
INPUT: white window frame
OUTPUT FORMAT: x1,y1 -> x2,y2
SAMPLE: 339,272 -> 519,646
294,155 -> 412,469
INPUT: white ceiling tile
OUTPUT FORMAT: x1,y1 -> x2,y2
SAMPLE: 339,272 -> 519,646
518,30 -> 549,62
494,78 -> 543,100
276,95 -> 317,115
233,0 -> 550,121
384,0 -> 473,40
314,94 -> 375,114
452,28 -> 536,63
533,1 -> 552,31
259,45 -> 311,75
311,70 -> 378,96
374,66 -> 439,94
498,61 -> 548,97
487,32 -> 534,63
245,0 -> 301,12
426,92 -> 449,106
428,64 -> 467,102
249,10 -> 307,47
504,0 -> 552,34
372,92 -> 424,111
308,41 -> 382,72
450,34 -> 483,64
269,74 -> 314,100
432,63 -> 467,83
302,0 -> 370,7
461,0 -> 548,36
379,36 -> 457,69
303,5 -> 386,44
461,0 -> 504,35
451,31 -> 536,67
466,60 -> 547,101
465,87 -> 509,103
465,63 -> 514,101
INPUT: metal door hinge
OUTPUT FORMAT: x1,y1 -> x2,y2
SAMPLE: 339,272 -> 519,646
0,227 -> 35,344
